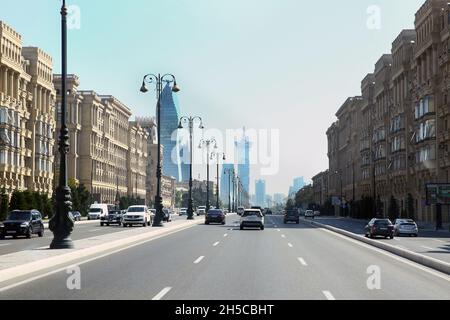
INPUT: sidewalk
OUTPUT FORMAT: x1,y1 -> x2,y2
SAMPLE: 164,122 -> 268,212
0,218 -> 200,288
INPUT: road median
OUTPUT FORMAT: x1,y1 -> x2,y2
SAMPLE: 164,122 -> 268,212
300,218 -> 450,275
0,218 -> 200,287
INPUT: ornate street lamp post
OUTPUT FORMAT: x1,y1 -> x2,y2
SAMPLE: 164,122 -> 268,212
140,73 -> 180,227
178,116 -> 204,220
224,167 -> 234,212
199,138 -> 217,212
211,152 -> 225,210
49,0 -> 74,249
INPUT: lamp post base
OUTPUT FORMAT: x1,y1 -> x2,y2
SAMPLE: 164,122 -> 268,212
152,195 -> 164,227
187,198 -> 194,220
50,236 -> 74,249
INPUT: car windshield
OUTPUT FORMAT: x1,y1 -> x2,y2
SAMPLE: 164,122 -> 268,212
127,207 -> 145,212
109,211 -> 120,214
243,211 -> 261,217
208,210 -> 222,215
89,208 -> 102,213
375,220 -> 392,226
7,211 -> 32,221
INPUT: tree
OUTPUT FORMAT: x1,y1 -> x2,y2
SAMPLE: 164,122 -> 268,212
175,190 -> 183,208
9,190 -> 25,211
0,188 -> 8,221
22,190 -> 36,210
294,184 -> 314,209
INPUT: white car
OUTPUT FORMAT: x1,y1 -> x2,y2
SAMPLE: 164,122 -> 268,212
394,219 -> 418,237
314,211 -> 321,217
179,208 -> 187,216
197,206 -> 206,216
122,205 -> 151,227
305,210 -> 315,219
240,209 -> 265,230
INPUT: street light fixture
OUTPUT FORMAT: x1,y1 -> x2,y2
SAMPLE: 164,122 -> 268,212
199,138 -> 217,212
178,116 -> 204,220
140,73 -> 180,227
49,0 -> 74,249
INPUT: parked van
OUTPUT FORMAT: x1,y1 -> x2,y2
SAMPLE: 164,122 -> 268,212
88,203 -> 109,221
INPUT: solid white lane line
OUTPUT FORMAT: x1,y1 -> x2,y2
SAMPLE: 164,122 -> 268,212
152,287 -> 172,300
298,258 -> 308,266
0,243 -> 11,247
421,246 -> 435,251
396,245 -> 408,250
277,229 -> 281,232
89,229 -> 102,232
393,238 -> 400,241
281,235 -> 286,238
318,228 -> 450,282
194,256 -> 205,264
323,291 -> 336,300
288,243 -> 293,248
223,234 -> 228,237
433,239 -> 446,244
213,242 -> 220,247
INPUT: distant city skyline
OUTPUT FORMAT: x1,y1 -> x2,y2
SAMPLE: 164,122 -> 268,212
0,0 -> 425,194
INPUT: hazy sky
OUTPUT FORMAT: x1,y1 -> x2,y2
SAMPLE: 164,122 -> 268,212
0,0 -> 425,195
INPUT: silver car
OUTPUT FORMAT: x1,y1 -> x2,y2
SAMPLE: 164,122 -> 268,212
394,219 -> 418,237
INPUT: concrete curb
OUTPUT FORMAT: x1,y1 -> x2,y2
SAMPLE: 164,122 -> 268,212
300,218 -> 450,275
0,219 -> 200,286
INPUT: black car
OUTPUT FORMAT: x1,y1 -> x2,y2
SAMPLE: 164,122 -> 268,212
284,209 -> 299,224
365,218 -> 394,239
205,209 -> 226,225
102,210 -> 122,226
0,210 -> 44,239
69,211 -> 82,221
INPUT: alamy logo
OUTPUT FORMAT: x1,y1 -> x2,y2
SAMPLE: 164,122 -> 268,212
367,5 -> 381,30
67,5 -> 81,30
66,265 -> 81,290
366,265 -> 381,290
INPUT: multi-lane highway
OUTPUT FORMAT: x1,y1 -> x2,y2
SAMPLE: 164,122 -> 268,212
1,214 -> 449,300
0,216 -> 186,256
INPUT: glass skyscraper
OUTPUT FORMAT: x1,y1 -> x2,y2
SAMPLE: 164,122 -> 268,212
255,179 -> 266,207
158,83 -> 189,182
235,128 -> 250,196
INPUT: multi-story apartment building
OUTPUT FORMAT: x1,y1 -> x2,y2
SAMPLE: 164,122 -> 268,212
161,175 -> 176,209
373,54 -> 393,214
312,170 -> 329,206
135,116 -> 158,206
322,0 -> 450,224
360,74 -> 375,200
412,0 -> 444,222
127,121 -> 148,201
0,21 -> 55,196
53,74 -> 83,183
390,30 -> 416,214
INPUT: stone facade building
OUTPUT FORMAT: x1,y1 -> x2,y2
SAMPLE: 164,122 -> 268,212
322,0 -> 450,224
127,121 -> 148,201
0,21 -> 55,196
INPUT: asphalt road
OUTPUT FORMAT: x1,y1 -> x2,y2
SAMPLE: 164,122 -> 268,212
0,215 -> 186,256
310,217 -> 450,263
1,214 -> 449,300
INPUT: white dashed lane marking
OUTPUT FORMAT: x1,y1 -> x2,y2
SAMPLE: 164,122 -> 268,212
152,287 -> 172,300
323,291 -> 336,300
194,256 -> 205,264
